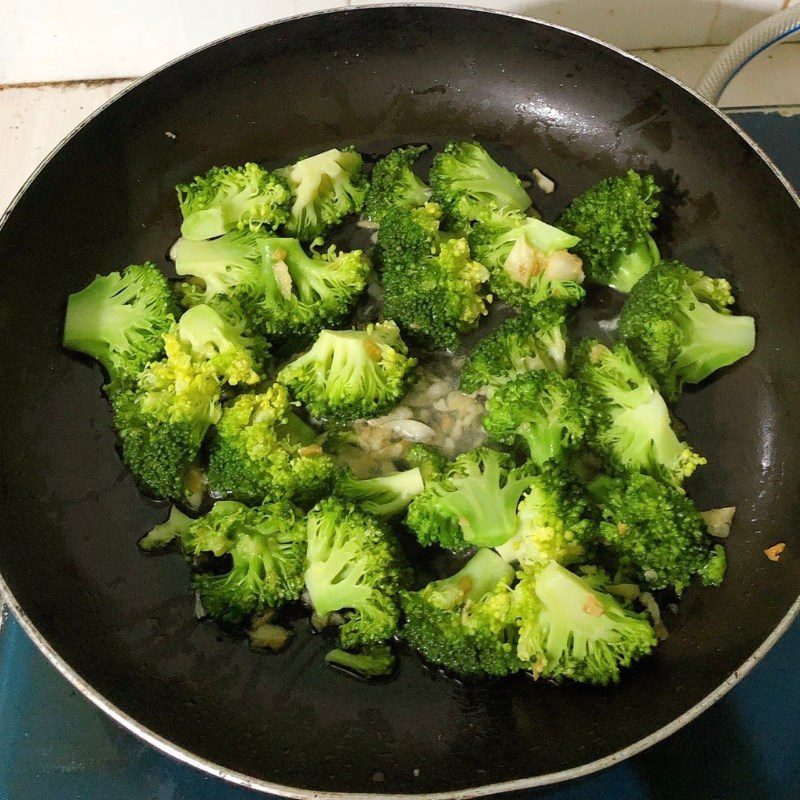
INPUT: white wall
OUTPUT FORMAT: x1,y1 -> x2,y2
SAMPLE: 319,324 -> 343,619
1,0 -> 797,84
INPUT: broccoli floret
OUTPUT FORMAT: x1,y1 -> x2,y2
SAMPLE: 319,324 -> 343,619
699,544 -> 728,586
382,236 -> 489,350
176,163 -> 291,241
429,141 -> 531,229
335,467 -> 424,517
183,500 -> 307,624
573,340 -> 705,488
364,145 -> 431,222
138,505 -> 194,552
376,201 -> 443,270
63,263 -> 177,390
278,321 -> 417,423
253,238 -> 371,338
112,305 -> 262,500
304,498 -> 404,648
112,329 -> 222,500
176,279 -> 262,341
174,233 -> 369,339
325,643 -> 396,678
178,499 -> 245,556
402,443 -> 449,482
401,548 -> 521,677
496,468 -> 594,567
176,304 -> 264,387
468,210 -> 585,309
277,148 -> 368,241
618,260 -> 756,399
589,472 -> 726,592
378,205 -> 490,349
208,384 -> 335,506
483,371 -> 586,467
512,560 -> 657,685
172,229 -> 267,301
557,171 -> 661,292
459,300 -> 568,393
405,447 -> 536,551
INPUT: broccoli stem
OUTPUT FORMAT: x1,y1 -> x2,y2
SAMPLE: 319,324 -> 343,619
608,235 -> 659,293
63,288 -> 127,354
677,298 -> 756,384
325,644 -> 395,677
449,459 -> 524,547
433,549 -> 515,607
172,236 -> 256,296
181,207 -> 228,241
520,422 -> 566,467
138,506 -> 194,551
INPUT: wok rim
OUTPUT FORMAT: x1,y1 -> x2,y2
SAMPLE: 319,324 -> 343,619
1,4 -> 798,797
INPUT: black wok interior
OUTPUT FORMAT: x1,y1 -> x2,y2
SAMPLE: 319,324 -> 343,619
0,6 -> 798,795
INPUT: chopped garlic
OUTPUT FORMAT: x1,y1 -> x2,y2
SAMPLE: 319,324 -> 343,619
248,623 -> 291,651
544,250 -> 584,283
503,235 -> 543,287
272,259 -> 293,300
532,168 -> 555,194
765,542 -> 786,562
582,593 -> 604,617
701,506 -> 736,538
364,340 -> 382,361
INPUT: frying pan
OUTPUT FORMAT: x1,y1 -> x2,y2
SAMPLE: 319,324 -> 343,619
0,4 -> 799,797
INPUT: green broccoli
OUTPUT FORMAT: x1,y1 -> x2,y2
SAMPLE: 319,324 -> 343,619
556,171 -> 661,292
172,229 -> 268,301
63,262 -> 177,391
573,340 -> 705,488
405,447 -> 536,551
325,643 -> 396,678
429,141 -> 531,229
378,204 -> 490,349
512,560 -> 657,685
304,498 -> 404,648
112,305 -> 263,500
174,232 -> 370,339
208,383 -> 335,506
589,471 -> 726,592
402,443 -> 449,482
335,467 -> 424,517
252,238 -> 371,338
278,321 -> 417,423
176,304 -> 264,387
364,145 -> 430,222
496,467 -> 594,567
176,163 -> 291,241
400,548 -> 521,678
175,279 -> 262,345
138,505 -> 194,552
376,201 -> 443,271
112,327 -> 223,500
277,148 -> 368,241
619,260 -> 756,399
459,300 -> 569,393
468,210 -> 584,309
180,500 -> 307,624
483,371 -> 586,467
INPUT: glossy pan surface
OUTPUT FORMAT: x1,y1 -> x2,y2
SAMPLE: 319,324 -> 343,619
0,5 -> 798,796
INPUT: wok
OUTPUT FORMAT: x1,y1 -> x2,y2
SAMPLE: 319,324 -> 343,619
0,5 -> 798,797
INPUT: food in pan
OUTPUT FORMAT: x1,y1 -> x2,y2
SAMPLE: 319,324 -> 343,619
63,141 -> 755,684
